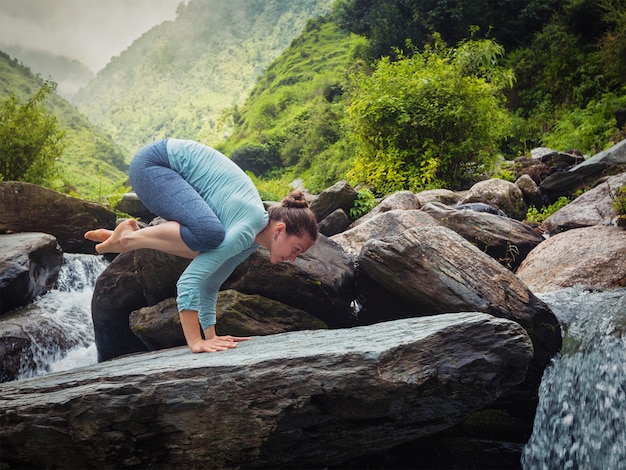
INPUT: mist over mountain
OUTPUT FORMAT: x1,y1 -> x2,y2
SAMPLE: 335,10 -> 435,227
0,0 -> 183,73
0,45 -> 93,100
73,0 -> 334,154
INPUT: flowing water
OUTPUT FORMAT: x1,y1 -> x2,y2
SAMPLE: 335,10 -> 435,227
15,253 -> 108,379
522,287 -> 626,470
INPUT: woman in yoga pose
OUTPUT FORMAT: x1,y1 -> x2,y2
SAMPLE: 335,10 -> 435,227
85,139 -> 318,353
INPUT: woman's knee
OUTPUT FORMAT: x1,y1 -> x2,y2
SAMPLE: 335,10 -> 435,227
180,221 -> 225,252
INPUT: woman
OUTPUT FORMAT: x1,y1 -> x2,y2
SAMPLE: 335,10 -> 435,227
85,139 -> 318,354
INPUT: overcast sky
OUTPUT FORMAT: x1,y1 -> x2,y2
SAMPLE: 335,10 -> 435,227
0,0 -> 184,72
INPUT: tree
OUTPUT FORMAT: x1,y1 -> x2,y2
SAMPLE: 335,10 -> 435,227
346,37 -> 513,194
0,82 -> 66,185
334,0 -> 560,59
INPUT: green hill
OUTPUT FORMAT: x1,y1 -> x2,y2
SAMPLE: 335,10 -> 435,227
0,44 -> 94,100
0,51 -> 128,201
218,16 -> 367,192
73,0 -> 335,155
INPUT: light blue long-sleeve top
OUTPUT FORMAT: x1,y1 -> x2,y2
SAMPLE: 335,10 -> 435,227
166,139 -> 269,328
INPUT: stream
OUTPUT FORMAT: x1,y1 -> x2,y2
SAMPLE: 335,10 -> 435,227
523,287 -> 626,469
15,253 -> 108,380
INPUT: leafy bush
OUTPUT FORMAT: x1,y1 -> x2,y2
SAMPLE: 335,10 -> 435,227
245,170 -> 294,202
525,196 -> 571,224
542,93 -> 626,155
231,143 -> 282,176
346,37 -> 513,195
0,82 -> 66,185
349,188 -> 377,220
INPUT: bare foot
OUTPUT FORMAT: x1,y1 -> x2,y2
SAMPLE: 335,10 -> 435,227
84,228 -> 114,243
91,219 -> 140,254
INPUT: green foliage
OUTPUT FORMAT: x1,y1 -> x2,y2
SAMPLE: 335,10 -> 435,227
0,82 -> 66,185
245,171 -> 294,202
349,188 -> 377,220
0,50 -> 129,201
596,0 -> 626,87
542,93 -> 626,155
74,0 -> 336,154
219,17 -> 367,191
503,0 -> 626,157
230,143 -> 281,176
609,184 -> 626,222
525,196 -> 571,224
346,37 -> 513,194
334,0 -> 560,59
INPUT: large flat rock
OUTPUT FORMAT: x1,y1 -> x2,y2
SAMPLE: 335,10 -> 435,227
0,312 -> 533,469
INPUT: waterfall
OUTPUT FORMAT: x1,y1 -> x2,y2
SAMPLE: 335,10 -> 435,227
15,253 -> 108,380
522,287 -> 626,470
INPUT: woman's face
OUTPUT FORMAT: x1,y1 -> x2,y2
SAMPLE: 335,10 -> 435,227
269,230 -> 314,264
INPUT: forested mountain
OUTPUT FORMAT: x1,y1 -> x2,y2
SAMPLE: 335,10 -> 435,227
218,16 -> 367,193
219,0 -> 626,195
0,45 -> 94,100
2,0 -> 624,201
0,51 -> 127,200
74,0 -> 335,155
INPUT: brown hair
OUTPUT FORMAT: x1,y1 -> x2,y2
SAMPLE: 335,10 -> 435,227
268,190 -> 318,242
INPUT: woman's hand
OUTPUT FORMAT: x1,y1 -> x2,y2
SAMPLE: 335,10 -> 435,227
180,310 -> 251,353
188,335 -> 250,353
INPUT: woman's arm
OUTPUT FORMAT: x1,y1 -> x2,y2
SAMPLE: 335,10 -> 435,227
179,309 -> 249,353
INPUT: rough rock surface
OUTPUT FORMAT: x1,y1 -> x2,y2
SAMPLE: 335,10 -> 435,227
0,313 -> 533,470
516,225 -> 626,293
356,226 -> 561,389
0,181 -> 116,253
540,138 -> 626,200
331,209 -> 438,257
349,190 -> 421,228
460,178 -> 528,220
318,208 -> 351,237
541,172 -> 626,235
422,202 -> 544,269
92,249 -> 190,361
309,180 -> 358,222
129,290 -> 327,350
0,233 -> 63,314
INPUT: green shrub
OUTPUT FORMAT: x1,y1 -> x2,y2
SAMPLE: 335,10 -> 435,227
349,188 -> 377,220
346,37 -> 513,195
525,196 -> 571,224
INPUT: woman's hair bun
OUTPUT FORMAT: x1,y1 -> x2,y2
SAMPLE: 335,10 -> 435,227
281,189 -> 309,209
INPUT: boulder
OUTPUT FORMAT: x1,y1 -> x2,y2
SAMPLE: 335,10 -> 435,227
0,233 -> 63,314
92,249 -> 191,361
416,188 -> 462,206
129,291 -> 327,350
516,174 -> 544,209
224,235 -> 355,328
331,209 -> 438,257
114,191 -> 155,221
356,226 -> 561,389
516,225 -> 626,293
308,180 -> 358,222
318,208 -> 351,237
540,138 -> 626,201
541,172 -> 626,235
0,181 -> 116,253
460,179 -> 528,220
0,313 -> 533,469
349,190 -> 421,228
422,202 -> 544,269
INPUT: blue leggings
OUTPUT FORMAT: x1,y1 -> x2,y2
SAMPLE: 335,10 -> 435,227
128,139 -> 225,252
